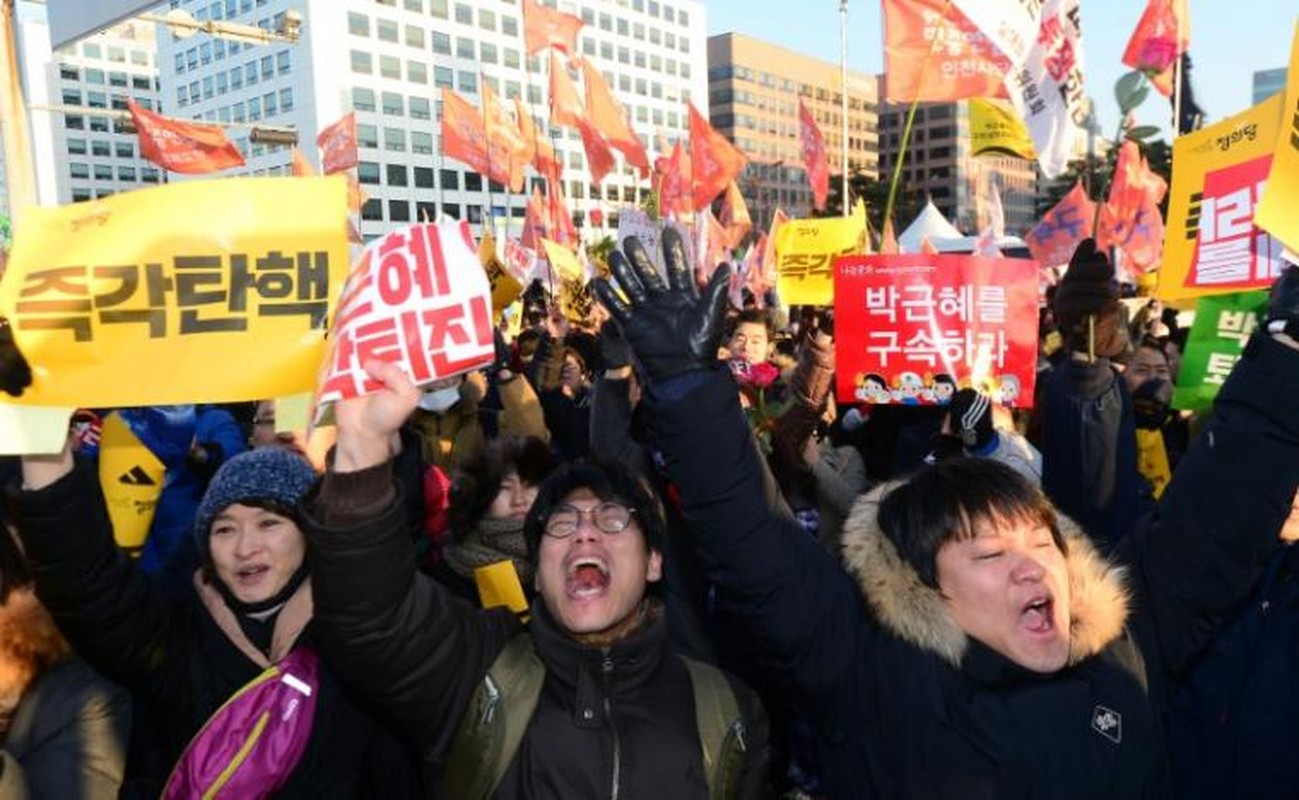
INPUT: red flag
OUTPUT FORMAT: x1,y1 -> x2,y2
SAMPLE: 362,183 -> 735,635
1122,0 -> 1189,97
719,180 -> 752,249
515,95 -> 560,176
581,60 -> 650,175
522,186 -> 550,249
523,0 -> 583,57
290,147 -> 314,176
127,100 -> 244,174
1025,182 -> 1097,267
882,0 -> 1012,102
688,102 -> 746,211
656,140 -> 691,219
546,177 -> 579,247
798,100 -> 830,211
440,88 -> 492,178
577,116 -> 615,185
549,52 -> 584,130
742,235 -> 769,308
1098,141 -> 1167,272
316,111 -> 358,174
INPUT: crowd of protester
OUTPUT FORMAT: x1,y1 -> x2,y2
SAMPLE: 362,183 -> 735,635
1,232 -> 1298,799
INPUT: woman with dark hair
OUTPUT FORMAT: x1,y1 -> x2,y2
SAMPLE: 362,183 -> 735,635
432,435 -> 555,603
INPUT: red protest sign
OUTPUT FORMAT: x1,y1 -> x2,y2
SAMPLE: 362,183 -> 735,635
316,221 -> 494,406
834,254 -> 1039,409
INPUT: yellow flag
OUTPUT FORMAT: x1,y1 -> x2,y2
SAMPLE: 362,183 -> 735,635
1255,21 -> 1299,255
540,238 -> 584,283
774,203 -> 867,305
1157,93 -> 1286,301
97,412 -> 165,557
969,99 -> 1036,160
0,177 -> 350,406
474,560 -> 530,620
479,231 -> 523,322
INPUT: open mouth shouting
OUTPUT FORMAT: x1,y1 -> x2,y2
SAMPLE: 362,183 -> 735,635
566,556 -> 611,600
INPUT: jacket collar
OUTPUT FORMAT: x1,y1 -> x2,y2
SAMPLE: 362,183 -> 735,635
839,484 -> 1130,671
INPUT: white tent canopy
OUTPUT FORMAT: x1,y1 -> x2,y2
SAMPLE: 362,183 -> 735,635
898,200 -> 964,252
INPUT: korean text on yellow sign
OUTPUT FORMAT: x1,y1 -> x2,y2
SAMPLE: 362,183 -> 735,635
0,177 -> 349,407
969,98 -> 1036,160
774,202 -> 866,306
1254,21 -> 1299,256
1156,93 -> 1287,301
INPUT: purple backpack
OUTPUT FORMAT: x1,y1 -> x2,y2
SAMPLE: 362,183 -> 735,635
163,646 -> 320,800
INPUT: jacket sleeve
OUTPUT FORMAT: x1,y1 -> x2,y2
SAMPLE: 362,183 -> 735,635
589,375 -> 649,471
1122,334 -> 1299,678
302,462 -> 518,758
14,462 -> 183,696
643,369 -> 874,708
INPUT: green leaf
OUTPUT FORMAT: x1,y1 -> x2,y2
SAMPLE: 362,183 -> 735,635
1125,125 -> 1162,141
1114,71 -> 1150,114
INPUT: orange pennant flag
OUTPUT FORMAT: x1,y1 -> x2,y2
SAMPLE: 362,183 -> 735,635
522,186 -> 550,249
656,140 -> 692,219
127,100 -> 244,174
879,217 -> 900,255
440,87 -> 492,177
546,176 -> 579,247
344,172 -> 367,214
719,180 -> 752,249
919,235 -> 940,255
882,0 -> 1011,102
581,60 -> 650,175
482,79 -> 528,192
1025,182 -> 1097,267
1122,0 -> 1189,97
577,117 -> 616,185
290,147 -> 315,176
523,0 -> 584,57
515,95 -> 561,177
1098,141 -> 1167,272
798,100 -> 830,211
549,52 -> 584,130
316,111 -> 359,174
688,102 -> 746,211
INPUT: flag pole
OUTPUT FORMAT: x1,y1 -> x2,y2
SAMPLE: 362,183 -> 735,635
839,0 -> 850,218
0,0 -> 38,226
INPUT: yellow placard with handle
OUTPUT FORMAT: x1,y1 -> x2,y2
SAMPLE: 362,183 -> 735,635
97,412 -> 165,557
970,98 -> 1036,160
774,201 -> 867,305
1255,21 -> 1299,256
540,238 -> 585,283
480,232 -> 523,322
0,177 -> 350,407
474,560 -> 530,620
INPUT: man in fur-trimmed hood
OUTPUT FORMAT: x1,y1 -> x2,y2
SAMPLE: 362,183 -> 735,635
595,231 -> 1299,798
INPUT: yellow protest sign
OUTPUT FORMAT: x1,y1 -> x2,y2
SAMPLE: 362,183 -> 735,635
474,560 -> 530,619
969,99 -> 1036,160
1156,92 -> 1286,301
775,202 -> 866,305
98,412 -> 165,557
479,232 -> 523,322
0,177 -> 350,407
540,238 -> 585,283
1255,21 -> 1299,255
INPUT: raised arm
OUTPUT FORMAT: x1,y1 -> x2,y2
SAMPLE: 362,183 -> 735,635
304,360 -> 516,757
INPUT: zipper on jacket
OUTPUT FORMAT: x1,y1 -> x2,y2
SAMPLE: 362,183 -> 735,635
602,649 -> 621,800
480,674 -> 502,725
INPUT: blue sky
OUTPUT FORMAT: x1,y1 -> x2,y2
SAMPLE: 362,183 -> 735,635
704,0 -> 1297,136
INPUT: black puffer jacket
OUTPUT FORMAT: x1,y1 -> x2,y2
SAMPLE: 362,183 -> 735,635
14,462 -> 418,799
302,463 -> 773,798
643,334 -> 1299,799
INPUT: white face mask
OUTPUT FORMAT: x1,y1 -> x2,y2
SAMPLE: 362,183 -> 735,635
417,386 -> 461,414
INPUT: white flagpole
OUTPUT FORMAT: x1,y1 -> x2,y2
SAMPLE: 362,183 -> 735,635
839,0 -> 849,217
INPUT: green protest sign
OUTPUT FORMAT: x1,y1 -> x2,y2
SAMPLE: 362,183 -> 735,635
1172,290 -> 1269,412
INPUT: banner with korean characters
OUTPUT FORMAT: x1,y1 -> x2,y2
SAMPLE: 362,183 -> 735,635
0,177 -> 349,406
1254,21 -> 1299,256
1172,290 -> 1268,412
1156,92 -> 1288,301
774,201 -> 867,306
834,254 -> 1039,408
315,220 -> 494,411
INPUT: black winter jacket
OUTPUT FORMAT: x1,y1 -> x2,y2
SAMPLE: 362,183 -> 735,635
643,334 -> 1299,799
302,463 -> 773,798
14,462 -> 418,799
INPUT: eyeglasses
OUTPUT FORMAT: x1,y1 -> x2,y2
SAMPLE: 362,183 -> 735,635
544,502 -> 636,539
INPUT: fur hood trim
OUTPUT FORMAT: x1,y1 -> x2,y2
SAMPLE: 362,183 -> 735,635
0,588 -> 71,705
840,484 -> 1130,669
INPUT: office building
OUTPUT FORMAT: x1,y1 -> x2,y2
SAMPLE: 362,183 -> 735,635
1253,67 -> 1287,104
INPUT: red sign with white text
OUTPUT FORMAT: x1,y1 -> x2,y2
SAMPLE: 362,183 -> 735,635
835,255 -> 1039,408
316,222 -> 494,407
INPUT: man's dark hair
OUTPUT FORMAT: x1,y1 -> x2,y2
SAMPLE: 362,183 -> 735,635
523,459 -> 666,562
728,308 -> 775,340
877,458 -> 1064,589
449,435 -> 555,540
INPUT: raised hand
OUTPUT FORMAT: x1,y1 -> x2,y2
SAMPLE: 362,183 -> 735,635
332,359 -> 421,472
592,227 -> 731,384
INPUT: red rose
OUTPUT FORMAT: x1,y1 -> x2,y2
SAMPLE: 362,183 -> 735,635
745,361 -> 781,391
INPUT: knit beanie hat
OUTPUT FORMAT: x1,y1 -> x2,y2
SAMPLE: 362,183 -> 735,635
193,448 -> 316,556
1053,238 -> 1127,358
947,389 -> 995,451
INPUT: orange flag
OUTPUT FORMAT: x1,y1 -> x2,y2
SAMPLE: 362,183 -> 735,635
581,60 -> 650,175
546,178 -> 579,247
1122,0 -> 1189,97
688,102 -> 746,211
719,180 -> 752,249
882,0 -> 1011,102
577,117 -> 615,185
879,217 -> 899,255
1025,182 -> 1097,268
482,80 -> 528,192
919,235 -> 939,255
522,186 -> 550,249
440,88 -> 492,178
1098,141 -> 1167,272
798,100 -> 830,212
316,111 -> 359,174
656,140 -> 691,219
701,210 -> 729,279
344,172 -> 367,214
290,147 -> 315,176
549,52 -> 584,130
127,100 -> 244,174
515,95 -> 560,177
523,0 -> 583,57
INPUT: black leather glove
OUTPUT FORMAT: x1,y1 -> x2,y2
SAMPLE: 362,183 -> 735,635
598,320 -> 632,372
0,317 -> 32,398
593,227 -> 731,384
1267,264 -> 1299,339
947,388 -> 995,451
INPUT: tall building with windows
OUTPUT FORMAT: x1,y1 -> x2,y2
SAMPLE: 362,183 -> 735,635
155,0 -> 707,241
707,32 -> 879,226
879,101 -> 1038,235
1253,67 -> 1287,104
16,2 -> 164,206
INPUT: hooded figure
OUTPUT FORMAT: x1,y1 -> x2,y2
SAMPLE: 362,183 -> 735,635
15,446 -> 418,798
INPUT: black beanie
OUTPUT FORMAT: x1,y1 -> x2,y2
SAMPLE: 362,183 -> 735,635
1053,239 -> 1127,358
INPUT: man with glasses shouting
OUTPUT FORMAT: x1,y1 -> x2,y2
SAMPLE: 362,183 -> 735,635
300,358 -> 772,800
